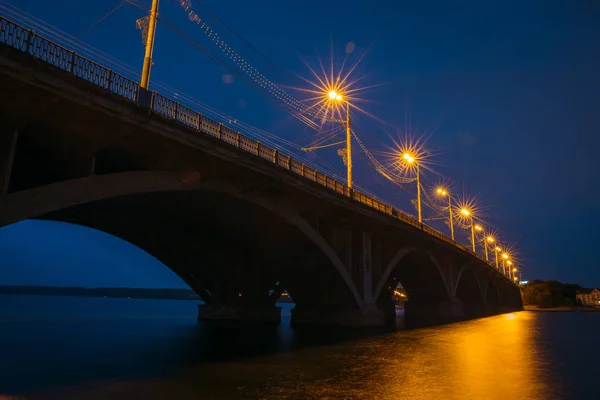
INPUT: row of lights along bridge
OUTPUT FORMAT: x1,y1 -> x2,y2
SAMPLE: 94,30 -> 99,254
327,89 -> 521,284
136,0 -> 523,284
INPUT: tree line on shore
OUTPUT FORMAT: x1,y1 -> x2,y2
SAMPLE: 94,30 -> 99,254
521,280 -> 582,308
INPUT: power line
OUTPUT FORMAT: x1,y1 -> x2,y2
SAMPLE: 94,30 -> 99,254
76,0 -> 128,38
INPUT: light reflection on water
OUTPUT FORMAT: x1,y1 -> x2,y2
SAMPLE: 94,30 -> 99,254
0,295 -> 597,399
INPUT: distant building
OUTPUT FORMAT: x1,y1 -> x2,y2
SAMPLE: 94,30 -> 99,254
577,288 -> 600,306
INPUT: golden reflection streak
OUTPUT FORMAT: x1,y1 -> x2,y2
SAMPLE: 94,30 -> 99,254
379,313 -> 554,399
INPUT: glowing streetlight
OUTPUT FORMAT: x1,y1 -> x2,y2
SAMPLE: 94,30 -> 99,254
328,90 -> 342,101
140,0 -> 160,89
436,188 -> 454,240
501,253 -> 509,275
328,90 -> 352,188
404,152 -> 422,223
494,246 -> 501,270
484,236 -> 495,262
460,208 -> 476,253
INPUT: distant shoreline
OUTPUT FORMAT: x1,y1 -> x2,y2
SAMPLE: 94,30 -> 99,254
524,305 -> 600,312
0,286 -> 296,303
0,286 -> 201,300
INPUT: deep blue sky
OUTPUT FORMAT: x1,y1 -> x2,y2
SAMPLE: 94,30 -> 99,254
1,0 -> 599,288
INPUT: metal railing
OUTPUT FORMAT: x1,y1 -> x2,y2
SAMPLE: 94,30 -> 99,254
0,16 -> 515,284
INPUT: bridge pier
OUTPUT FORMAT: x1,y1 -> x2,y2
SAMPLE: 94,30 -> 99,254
197,304 -> 282,324
0,128 -> 18,195
404,298 -> 465,328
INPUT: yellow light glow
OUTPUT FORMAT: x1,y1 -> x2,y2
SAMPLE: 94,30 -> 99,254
495,246 -> 501,251
328,90 -> 338,99
460,208 -> 470,217
486,236 -> 495,243
436,188 -> 448,196
513,268 -> 517,272
507,260 -> 513,266
502,253 -> 509,259
403,153 -> 415,164
475,224 -> 482,231
335,94 -> 342,101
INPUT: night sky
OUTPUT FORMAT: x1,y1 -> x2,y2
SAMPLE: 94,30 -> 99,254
1,0 -> 599,288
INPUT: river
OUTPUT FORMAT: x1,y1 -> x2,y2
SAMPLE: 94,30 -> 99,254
0,294 -> 597,399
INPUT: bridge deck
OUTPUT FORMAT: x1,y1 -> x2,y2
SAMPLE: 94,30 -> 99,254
0,15 -> 515,287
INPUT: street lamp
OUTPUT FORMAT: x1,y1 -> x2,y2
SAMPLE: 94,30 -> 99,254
328,90 -> 352,189
140,0 -> 160,89
436,187 -> 454,240
485,236 -> 495,262
474,224 -> 483,255
494,246 -> 501,270
403,152 -> 422,223
506,260 -> 513,279
502,253 -> 509,275
460,208 -> 476,252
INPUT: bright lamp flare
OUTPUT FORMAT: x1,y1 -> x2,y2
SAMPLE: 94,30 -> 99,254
328,90 -> 337,99
460,208 -> 470,217
487,236 -> 495,243
436,188 -> 448,196
403,153 -> 415,164
502,253 -> 509,259
475,224 -> 483,231
495,246 -> 501,251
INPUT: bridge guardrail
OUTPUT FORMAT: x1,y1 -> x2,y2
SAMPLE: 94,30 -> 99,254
0,16 -> 514,284
0,17 -> 139,102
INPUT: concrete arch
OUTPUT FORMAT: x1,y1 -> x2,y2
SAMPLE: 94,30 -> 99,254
0,170 -> 363,308
452,263 -> 484,298
372,246 -> 451,304
0,171 -> 203,228
227,191 -> 364,308
485,279 -> 501,311
454,267 -> 486,318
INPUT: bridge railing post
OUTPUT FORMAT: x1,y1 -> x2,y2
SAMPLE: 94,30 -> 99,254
235,132 -> 241,147
26,30 -> 35,54
105,69 -> 112,90
273,149 -> 278,164
217,123 -> 222,139
68,51 -> 75,73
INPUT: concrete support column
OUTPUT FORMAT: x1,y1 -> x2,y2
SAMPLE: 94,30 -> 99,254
197,304 -> 282,324
0,129 -> 19,195
362,232 -> 373,304
336,225 -> 352,277
404,298 -> 465,328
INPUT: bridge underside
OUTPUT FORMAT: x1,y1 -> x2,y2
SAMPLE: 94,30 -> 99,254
0,40 -> 522,328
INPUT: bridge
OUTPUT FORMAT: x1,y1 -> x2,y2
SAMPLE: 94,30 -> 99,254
0,16 -> 522,328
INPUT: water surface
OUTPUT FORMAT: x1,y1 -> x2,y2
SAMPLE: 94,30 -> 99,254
0,294 -> 597,399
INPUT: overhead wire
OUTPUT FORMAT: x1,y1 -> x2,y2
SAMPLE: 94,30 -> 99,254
75,0 -> 128,38
0,0 -> 350,182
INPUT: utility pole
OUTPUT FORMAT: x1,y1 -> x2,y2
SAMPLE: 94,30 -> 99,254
346,102 -> 352,189
448,194 -> 454,240
140,0 -> 159,89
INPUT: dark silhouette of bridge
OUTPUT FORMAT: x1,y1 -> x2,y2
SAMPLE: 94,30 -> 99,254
0,17 -> 521,328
